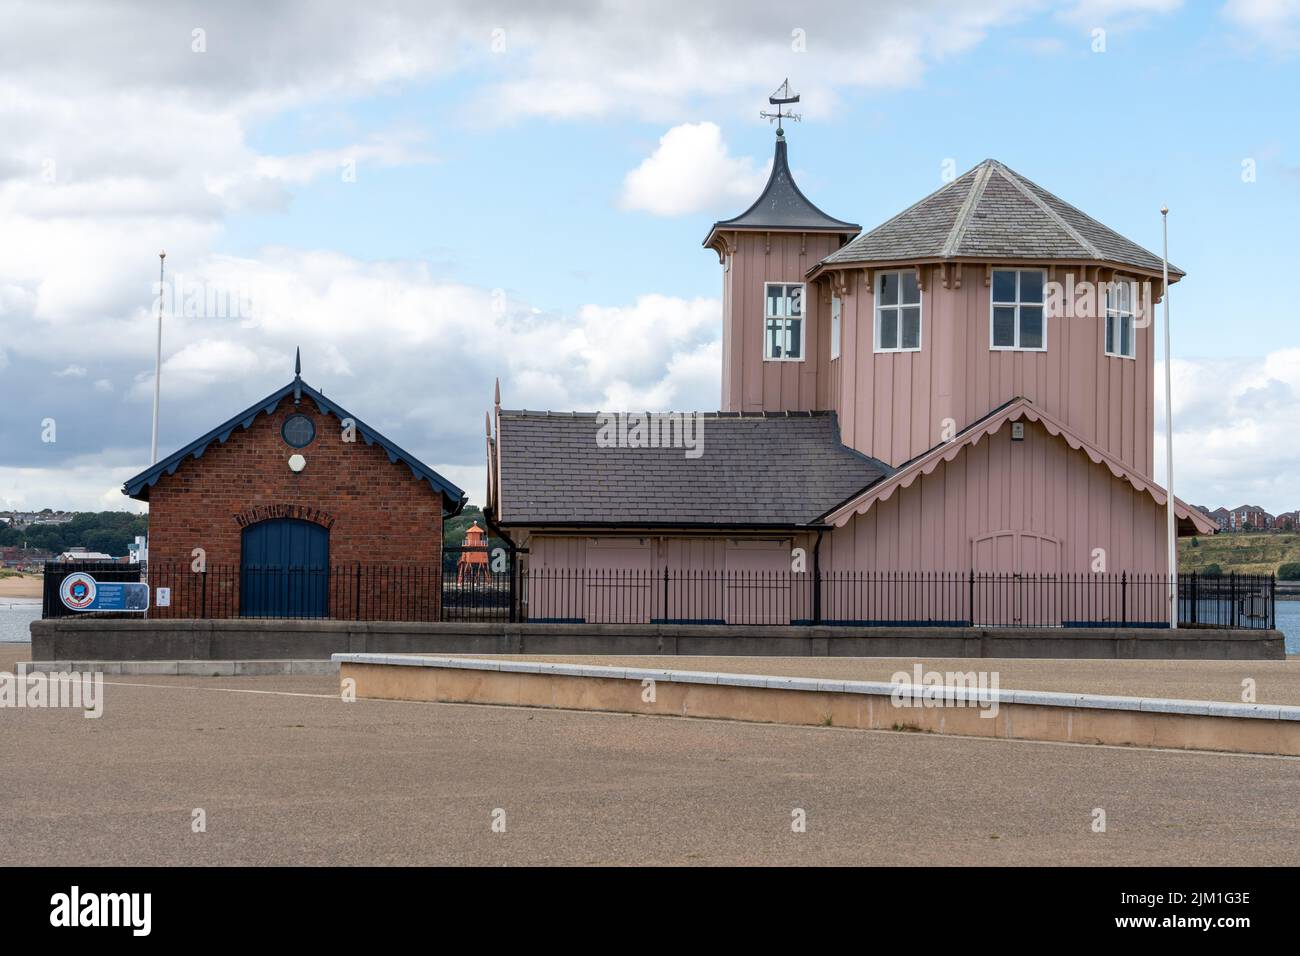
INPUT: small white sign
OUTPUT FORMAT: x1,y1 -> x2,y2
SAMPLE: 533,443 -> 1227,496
155,587 -> 171,607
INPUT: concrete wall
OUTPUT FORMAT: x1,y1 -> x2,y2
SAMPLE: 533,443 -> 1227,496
339,657 -> 1300,757
30,618 -> 1285,662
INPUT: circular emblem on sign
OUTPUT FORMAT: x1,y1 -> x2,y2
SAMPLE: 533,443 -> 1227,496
59,572 -> 97,611
281,413 -> 316,449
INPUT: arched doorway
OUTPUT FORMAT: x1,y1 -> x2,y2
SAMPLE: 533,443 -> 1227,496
240,517 -> 329,618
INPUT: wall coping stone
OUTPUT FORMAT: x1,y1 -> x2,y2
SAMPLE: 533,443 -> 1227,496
332,653 -> 1300,722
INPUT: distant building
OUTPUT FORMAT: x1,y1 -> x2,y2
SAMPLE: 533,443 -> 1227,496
1,545 -> 55,569
0,510 -> 75,528
1226,505 -> 1273,531
1199,507 -> 1231,531
58,549 -> 113,562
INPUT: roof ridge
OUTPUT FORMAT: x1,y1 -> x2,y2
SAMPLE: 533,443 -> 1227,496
991,162 -> 1100,259
830,166 -> 979,260
500,408 -> 836,419
940,162 -> 993,257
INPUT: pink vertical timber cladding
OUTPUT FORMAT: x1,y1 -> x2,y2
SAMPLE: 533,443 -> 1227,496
827,264 -> 1157,476
820,419 -> 1169,574
719,231 -> 842,412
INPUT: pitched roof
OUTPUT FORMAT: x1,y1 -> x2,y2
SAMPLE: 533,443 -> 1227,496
122,375 -> 467,514
495,410 -> 888,528
821,159 -> 1182,276
704,132 -> 859,248
819,397 -> 1216,535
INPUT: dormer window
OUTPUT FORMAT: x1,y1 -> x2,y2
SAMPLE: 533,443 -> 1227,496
990,269 -> 1045,351
1105,279 -> 1136,359
875,271 -> 922,352
764,282 -> 805,361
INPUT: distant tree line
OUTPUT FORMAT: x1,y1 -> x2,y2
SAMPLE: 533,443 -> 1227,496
0,512 -> 148,558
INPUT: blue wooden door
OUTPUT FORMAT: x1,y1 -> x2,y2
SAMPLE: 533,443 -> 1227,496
240,518 -> 329,618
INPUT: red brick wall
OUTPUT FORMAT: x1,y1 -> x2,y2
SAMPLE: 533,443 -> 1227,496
145,401 -> 446,617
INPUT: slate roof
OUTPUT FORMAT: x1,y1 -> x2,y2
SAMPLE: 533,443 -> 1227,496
122,374 -> 467,514
821,159 -> 1182,276
495,410 -> 888,527
704,132 -> 859,247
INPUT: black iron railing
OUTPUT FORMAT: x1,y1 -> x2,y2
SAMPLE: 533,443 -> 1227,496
520,569 -> 1276,629
40,561 -> 1275,630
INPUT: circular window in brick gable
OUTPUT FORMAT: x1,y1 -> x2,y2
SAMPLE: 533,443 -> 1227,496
281,413 -> 316,449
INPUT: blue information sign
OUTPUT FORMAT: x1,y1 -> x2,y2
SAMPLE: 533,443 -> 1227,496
59,573 -> 149,612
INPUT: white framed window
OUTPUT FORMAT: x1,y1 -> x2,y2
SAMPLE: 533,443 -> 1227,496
764,282 -> 805,361
875,271 -> 922,352
990,269 -> 1046,351
830,292 -> 841,360
1105,278 -> 1136,359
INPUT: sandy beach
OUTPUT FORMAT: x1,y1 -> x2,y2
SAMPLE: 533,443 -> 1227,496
0,574 -> 43,598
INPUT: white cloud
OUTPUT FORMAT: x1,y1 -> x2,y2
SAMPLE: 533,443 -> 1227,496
1221,0 -> 1300,49
1156,349 -> 1300,513
0,455 -> 149,515
1061,0 -> 1183,21
475,1 -> 1039,123
620,123 -> 769,217
54,365 -> 86,378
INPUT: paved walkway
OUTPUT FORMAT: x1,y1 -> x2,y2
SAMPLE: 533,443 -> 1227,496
2,645 -> 1298,865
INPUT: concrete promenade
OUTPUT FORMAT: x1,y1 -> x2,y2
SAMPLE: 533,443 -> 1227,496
3,645 -> 1298,866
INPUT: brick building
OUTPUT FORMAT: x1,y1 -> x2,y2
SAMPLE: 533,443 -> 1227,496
1226,505 -> 1273,531
123,353 -> 465,618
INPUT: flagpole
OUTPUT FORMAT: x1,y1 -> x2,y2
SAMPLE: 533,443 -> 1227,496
150,251 -> 166,465
1161,208 -> 1176,629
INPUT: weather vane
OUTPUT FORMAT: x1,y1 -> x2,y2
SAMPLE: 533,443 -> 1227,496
759,78 -> 801,135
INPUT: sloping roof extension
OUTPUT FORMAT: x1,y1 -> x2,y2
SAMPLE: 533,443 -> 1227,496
495,409 -> 888,528
818,397 -> 1216,536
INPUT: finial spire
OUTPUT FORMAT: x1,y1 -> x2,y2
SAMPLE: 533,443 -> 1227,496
760,78 -> 801,137
295,347 -> 301,377
494,377 -> 501,409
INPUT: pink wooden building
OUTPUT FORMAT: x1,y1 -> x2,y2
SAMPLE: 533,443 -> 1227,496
485,126 -> 1215,624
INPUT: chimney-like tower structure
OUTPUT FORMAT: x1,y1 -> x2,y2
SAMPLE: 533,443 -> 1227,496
704,126 -> 858,412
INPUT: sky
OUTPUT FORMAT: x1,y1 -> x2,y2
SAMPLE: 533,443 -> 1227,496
1,0 -> 1299,516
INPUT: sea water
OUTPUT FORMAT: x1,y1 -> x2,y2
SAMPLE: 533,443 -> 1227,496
0,599 -> 41,643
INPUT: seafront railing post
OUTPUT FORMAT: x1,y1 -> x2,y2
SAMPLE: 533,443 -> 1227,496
1121,571 -> 1127,626
662,566 -> 670,622
967,569 -> 974,626
812,567 -> 821,625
